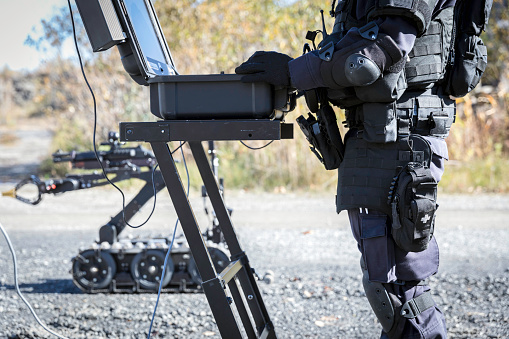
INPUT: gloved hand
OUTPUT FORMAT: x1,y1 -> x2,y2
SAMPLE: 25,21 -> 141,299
235,51 -> 293,87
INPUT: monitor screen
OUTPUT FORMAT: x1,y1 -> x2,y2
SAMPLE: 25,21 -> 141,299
122,0 -> 176,76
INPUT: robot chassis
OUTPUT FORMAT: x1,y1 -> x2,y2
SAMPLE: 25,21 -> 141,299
5,132 -> 231,293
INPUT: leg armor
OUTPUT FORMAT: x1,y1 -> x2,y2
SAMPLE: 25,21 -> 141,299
362,267 -> 401,335
348,204 -> 447,338
362,266 -> 438,339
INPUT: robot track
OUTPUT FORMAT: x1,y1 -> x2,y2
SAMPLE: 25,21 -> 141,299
71,237 -> 229,293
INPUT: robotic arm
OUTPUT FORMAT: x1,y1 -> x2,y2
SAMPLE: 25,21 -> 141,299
3,132 -> 157,206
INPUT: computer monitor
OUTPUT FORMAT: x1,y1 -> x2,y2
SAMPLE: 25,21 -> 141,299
76,0 -> 176,85
120,0 -> 176,76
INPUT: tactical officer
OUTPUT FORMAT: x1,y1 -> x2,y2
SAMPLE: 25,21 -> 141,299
236,0 -> 460,337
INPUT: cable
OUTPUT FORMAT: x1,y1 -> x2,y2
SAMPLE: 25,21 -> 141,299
68,0 -> 160,229
240,140 -> 275,150
147,142 -> 190,339
171,141 -> 186,155
0,220 -> 69,339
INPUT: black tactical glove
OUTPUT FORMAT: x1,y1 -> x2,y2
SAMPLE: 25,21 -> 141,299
235,51 -> 293,87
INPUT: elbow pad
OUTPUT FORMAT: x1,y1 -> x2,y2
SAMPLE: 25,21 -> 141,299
320,24 -> 404,89
367,0 -> 436,36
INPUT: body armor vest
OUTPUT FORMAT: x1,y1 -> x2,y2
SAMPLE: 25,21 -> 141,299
330,0 -> 456,214
328,1 -> 456,137
405,6 -> 454,89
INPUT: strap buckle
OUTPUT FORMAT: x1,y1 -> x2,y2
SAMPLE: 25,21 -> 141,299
359,21 -> 379,40
400,291 -> 435,319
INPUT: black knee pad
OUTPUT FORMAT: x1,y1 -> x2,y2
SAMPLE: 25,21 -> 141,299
362,267 -> 437,339
362,268 -> 400,335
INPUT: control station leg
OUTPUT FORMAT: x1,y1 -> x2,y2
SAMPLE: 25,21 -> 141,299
190,141 -> 277,339
150,141 -> 244,339
119,120 -> 285,338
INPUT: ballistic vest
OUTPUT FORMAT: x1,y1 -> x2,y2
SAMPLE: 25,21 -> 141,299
330,0 -> 456,214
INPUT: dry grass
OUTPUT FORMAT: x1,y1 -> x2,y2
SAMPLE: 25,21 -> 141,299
0,131 -> 18,145
442,82 -> 509,193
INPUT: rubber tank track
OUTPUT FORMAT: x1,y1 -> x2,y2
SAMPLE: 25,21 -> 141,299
71,237 -> 230,293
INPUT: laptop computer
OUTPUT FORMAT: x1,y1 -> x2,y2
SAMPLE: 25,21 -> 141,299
75,0 -> 291,120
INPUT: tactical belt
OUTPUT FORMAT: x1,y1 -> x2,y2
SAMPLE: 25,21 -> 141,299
345,88 -> 456,138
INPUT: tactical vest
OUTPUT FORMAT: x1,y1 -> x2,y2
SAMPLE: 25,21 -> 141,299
329,0 -> 456,213
405,6 -> 454,89
328,0 -> 456,137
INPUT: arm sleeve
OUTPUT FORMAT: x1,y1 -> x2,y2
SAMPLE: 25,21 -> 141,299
289,16 -> 418,91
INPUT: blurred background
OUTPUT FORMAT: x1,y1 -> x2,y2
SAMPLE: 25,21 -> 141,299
0,0 -> 508,193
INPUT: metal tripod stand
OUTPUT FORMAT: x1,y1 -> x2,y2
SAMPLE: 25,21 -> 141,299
119,119 -> 293,338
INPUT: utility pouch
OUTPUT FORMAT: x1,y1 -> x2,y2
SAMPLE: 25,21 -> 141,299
443,0 -> 492,97
444,33 -> 487,97
389,162 -> 438,252
361,102 -> 398,143
297,104 -> 344,170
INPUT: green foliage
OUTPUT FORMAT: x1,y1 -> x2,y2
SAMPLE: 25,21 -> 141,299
38,158 -> 71,178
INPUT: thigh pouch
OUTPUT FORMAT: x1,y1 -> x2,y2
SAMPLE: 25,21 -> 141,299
388,162 -> 438,252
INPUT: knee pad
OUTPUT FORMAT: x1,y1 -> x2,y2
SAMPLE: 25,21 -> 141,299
362,267 -> 437,339
361,268 -> 400,334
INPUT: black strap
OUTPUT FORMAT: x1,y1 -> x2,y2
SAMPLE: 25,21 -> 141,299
405,63 -> 442,77
400,291 -> 435,319
409,43 -> 442,57
393,279 -> 428,286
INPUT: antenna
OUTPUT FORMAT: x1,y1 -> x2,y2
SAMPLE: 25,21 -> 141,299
321,10 -> 328,39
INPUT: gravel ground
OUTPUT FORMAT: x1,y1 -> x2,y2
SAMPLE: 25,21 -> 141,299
0,186 -> 508,338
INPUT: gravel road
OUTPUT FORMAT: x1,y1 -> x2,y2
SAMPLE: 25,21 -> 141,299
0,184 -> 508,338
